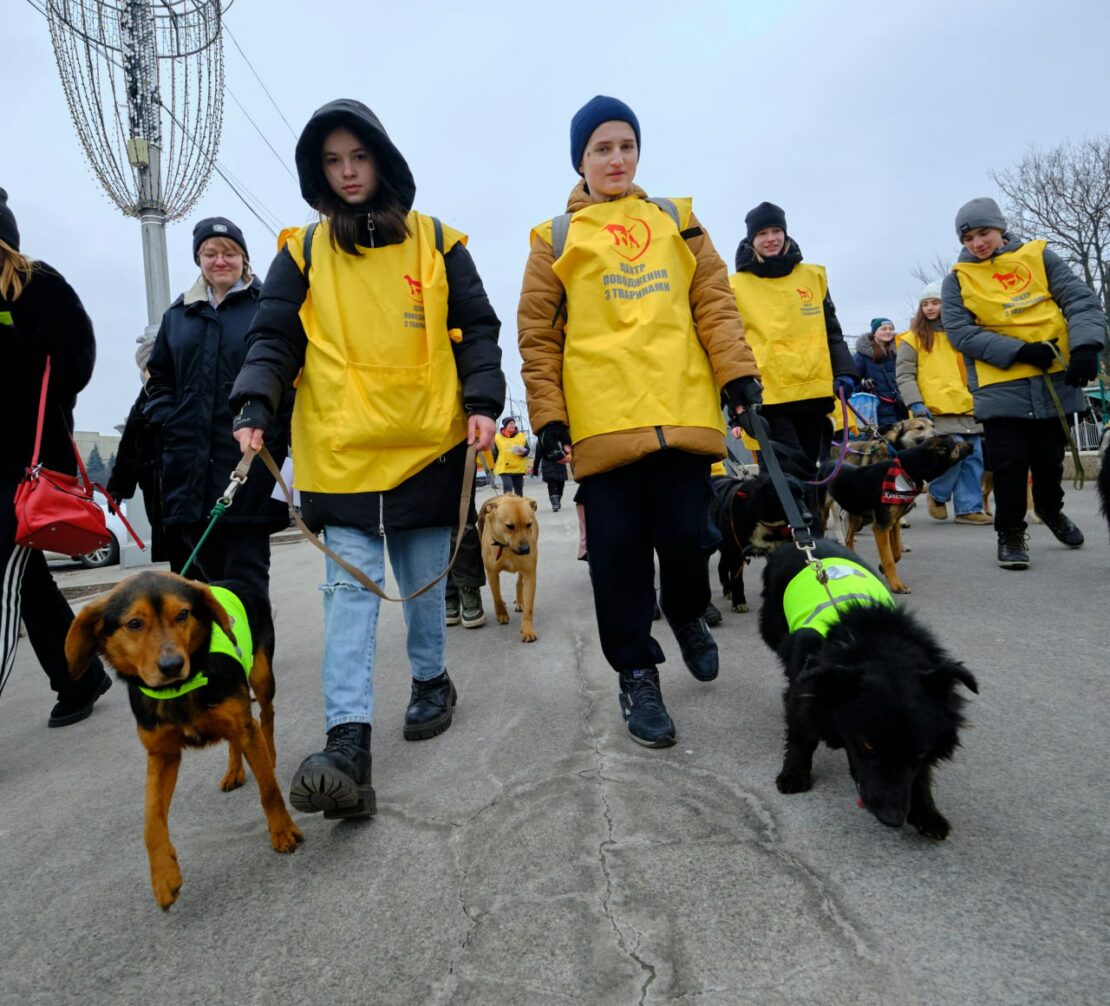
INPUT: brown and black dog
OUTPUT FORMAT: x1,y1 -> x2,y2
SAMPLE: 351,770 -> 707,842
822,436 -> 972,593
477,494 -> 539,642
65,571 -> 302,909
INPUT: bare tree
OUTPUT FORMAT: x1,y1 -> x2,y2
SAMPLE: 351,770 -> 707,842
910,254 -> 952,288
992,137 -> 1110,320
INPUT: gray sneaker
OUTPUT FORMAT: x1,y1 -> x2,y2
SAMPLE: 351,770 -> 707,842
445,593 -> 461,626
460,586 -> 486,628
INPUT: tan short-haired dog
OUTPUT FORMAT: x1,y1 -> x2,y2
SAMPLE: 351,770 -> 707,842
477,494 -> 539,642
65,571 -> 302,909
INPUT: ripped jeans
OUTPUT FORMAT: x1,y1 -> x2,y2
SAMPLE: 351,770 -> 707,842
320,524 -> 450,730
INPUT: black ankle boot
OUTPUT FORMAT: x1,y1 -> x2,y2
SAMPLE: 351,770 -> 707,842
404,672 -> 457,740
670,617 -> 719,681
289,722 -> 375,819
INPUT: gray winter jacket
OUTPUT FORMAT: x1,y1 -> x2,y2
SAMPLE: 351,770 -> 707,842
895,338 -> 982,435
940,237 -> 1106,420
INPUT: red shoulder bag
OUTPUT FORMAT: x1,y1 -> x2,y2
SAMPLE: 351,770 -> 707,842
14,357 -> 144,554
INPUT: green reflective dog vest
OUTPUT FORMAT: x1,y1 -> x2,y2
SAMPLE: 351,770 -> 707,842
783,559 -> 895,637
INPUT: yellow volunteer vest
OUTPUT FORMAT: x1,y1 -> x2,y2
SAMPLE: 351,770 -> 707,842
899,329 -> 973,415
282,213 -> 469,493
951,239 -> 1069,389
494,431 -> 529,474
537,196 -> 724,443
728,264 -> 831,405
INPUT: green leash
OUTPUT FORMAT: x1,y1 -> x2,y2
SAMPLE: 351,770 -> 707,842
180,452 -> 257,577
1043,344 -> 1085,491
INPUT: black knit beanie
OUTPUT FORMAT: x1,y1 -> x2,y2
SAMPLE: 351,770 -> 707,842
0,189 -> 20,251
192,216 -> 248,265
744,201 -> 787,242
570,96 -> 641,174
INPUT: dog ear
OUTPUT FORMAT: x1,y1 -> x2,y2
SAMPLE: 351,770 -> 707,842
65,598 -> 107,680
528,498 -> 538,512
194,583 -> 238,650
476,498 -> 495,534
923,660 -> 979,695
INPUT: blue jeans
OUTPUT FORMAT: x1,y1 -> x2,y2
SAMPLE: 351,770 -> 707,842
320,524 -> 450,730
926,434 -> 985,515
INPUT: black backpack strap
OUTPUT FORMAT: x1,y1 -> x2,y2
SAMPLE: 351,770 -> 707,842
431,216 -> 444,256
301,221 -> 318,281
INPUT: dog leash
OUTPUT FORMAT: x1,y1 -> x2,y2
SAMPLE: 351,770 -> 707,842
256,444 -> 477,602
1044,343 -> 1085,490
805,387 -> 851,487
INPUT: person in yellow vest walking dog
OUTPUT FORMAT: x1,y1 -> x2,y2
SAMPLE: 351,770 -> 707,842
729,202 -> 857,486
941,197 -> 1106,569
493,416 -> 530,495
518,96 -> 761,748
896,281 -> 991,524
231,99 -> 505,819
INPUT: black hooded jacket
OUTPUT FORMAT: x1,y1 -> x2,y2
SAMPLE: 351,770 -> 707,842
230,99 -> 504,533
734,237 -> 857,383
3,262 -> 96,483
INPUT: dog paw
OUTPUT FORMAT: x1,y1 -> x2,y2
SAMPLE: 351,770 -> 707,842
494,606 -> 510,625
732,602 -> 749,613
151,860 -> 183,910
219,768 -> 246,792
520,627 -> 537,643
890,582 -> 911,594
775,769 -> 812,794
514,602 -> 523,612
909,808 -> 950,840
270,820 -> 305,853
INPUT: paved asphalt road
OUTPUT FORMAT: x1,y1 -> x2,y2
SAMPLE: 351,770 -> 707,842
1,478 -> 1106,1005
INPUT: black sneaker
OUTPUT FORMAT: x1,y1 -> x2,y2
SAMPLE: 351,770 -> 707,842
618,668 -> 676,748
289,723 -> 375,819
48,669 -> 111,728
1036,510 -> 1084,548
997,530 -> 1030,570
404,672 -> 458,740
445,593 -> 461,626
459,586 -> 485,628
703,601 -> 723,627
671,617 -> 719,681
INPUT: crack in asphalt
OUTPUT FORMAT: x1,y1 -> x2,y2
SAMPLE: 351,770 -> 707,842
572,631 -> 659,1005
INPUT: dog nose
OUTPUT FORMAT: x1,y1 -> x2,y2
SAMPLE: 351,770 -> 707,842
157,654 -> 185,677
515,543 -> 530,555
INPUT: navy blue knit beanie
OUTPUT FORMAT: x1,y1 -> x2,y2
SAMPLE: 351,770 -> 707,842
0,188 -> 19,252
744,201 -> 787,242
570,96 -> 641,173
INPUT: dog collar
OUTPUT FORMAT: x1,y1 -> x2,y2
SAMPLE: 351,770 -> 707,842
491,538 -> 508,560
880,456 -> 923,506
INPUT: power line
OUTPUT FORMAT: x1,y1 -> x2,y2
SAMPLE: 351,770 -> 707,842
225,85 -> 298,183
223,24 -> 299,140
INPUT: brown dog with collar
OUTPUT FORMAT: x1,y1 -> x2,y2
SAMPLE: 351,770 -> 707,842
478,494 -> 539,642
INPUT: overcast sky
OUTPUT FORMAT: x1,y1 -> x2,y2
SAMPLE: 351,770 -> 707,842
6,0 -> 1108,435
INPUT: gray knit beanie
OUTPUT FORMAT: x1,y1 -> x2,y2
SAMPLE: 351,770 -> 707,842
955,197 -> 1006,238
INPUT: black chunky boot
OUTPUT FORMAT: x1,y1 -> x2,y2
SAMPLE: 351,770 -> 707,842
670,617 -> 719,681
404,671 -> 457,740
289,723 -> 375,819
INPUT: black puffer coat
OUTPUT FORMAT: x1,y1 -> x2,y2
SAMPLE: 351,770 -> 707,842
230,99 -> 505,534
3,262 -> 96,482
145,277 -> 292,525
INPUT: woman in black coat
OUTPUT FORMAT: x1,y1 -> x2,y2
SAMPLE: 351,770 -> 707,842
0,188 -> 112,726
144,217 -> 292,600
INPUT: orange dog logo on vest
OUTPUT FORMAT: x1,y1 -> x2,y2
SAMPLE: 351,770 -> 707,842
601,216 -> 652,262
992,263 -> 1032,293
796,287 -> 814,304
403,274 -> 423,302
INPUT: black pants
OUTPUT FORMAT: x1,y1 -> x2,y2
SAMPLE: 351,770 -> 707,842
0,477 -> 107,703
174,521 -> 272,602
981,417 -> 1066,531
581,451 -> 715,672
544,479 -> 566,503
760,399 -> 831,522
446,522 -> 484,600
499,473 -> 524,495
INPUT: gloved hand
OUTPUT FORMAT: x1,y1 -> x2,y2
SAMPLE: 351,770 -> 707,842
1064,345 -> 1100,388
1014,342 -> 1056,371
724,376 -> 763,412
538,421 -> 571,462
858,377 -> 876,393
833,375 -> 856,398
910,402 -> 932,419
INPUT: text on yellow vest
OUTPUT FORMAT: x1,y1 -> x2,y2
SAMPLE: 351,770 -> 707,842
535,196 -> 725,444
898,329 -> 973,415
279,212 -> 469,493
951,239 -> 1070,389
729,263 -> 831,405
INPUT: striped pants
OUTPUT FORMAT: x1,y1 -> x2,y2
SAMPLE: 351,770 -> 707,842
0,478 -> 106,704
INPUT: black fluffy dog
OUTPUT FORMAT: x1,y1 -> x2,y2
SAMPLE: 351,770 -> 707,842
759,539 -> 978,840
1098,428 -> 1110,540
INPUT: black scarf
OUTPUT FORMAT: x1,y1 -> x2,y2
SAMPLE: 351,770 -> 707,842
734,237 -> 804,278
